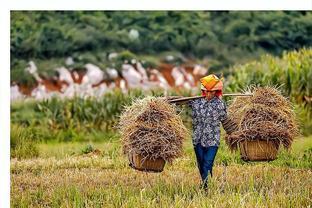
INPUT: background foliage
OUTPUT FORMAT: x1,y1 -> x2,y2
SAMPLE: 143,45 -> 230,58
225,48 -> 312,135
11,11 -> 312,84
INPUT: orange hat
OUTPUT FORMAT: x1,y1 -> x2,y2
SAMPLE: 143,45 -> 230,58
200,74 -> 223,91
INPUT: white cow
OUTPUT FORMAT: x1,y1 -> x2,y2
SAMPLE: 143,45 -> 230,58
171,67 -> 185,87
193,64 -> 208,76
10,85 -> 24,101
136,62 -> 148,82
121,64 -> 142,88
180,67 -> 195,87
83,63 -> 105,86
150,69 -> 170,90
60,83 -> 76,99
106,68 -> 118,80
55,67 -> 74,85
94,83 -> 108,97
31,84 -> 52,100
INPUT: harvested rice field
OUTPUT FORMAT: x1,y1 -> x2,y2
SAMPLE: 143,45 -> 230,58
11,137 -> 312,208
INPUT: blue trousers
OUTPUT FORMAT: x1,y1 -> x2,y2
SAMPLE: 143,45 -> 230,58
194,144 -> 218,187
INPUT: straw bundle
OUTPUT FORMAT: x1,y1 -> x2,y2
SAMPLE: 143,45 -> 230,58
226,86 -> 299,151
119,97 -> 189,163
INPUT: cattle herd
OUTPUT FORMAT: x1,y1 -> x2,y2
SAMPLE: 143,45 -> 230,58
10,59 -> 208,101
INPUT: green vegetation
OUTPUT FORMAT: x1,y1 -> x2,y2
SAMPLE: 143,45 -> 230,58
36,89 -> 145,131
11,11 -> 312,84
226,48 -> 312,105
10,124 -> 39,159
10,49 -> 312,159
81,144 -> 95,154
10,89 -> 194,154
226,48 -> 312,135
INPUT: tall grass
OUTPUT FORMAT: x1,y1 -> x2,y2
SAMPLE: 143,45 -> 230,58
11,88 -> 194,143
11,124 -> 39,159
225,48 -> 312,135
226,48 -> 312,105
36,89 -> 145,131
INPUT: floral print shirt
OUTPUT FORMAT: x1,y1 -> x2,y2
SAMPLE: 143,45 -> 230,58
188,97 -> 227,147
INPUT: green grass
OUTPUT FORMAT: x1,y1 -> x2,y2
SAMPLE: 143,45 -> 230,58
291,136 -> 312,152
34,135 -> 312,168
10,124 -> 39,159
11,136 -> 312,207
38,140 -> 120,159
268,136 -> 312,169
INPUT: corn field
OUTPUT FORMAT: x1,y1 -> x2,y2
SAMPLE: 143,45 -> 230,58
225,48 -> 312,135
226,48 -> 312,106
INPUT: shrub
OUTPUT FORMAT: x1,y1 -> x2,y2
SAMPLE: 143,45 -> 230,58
11,124 -> 39,159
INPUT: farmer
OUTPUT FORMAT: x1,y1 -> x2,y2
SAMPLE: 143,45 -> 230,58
191,74 -> 227,189
172,74 -> 227,189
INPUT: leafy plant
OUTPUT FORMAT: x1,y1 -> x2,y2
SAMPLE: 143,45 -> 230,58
81,144 -> 94,154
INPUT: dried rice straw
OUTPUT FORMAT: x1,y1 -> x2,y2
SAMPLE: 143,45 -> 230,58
226,86 -> 299,151
118,96 -> 189,163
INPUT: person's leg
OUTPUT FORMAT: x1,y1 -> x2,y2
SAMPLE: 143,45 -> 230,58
194,143 -> 205,181
201,146 -> 219,188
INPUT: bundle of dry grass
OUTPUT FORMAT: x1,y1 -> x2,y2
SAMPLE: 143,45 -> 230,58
118,97 -> 189,163
226,86 -> 299,151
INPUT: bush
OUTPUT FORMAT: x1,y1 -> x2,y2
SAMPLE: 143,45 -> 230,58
11,124 -> 39,159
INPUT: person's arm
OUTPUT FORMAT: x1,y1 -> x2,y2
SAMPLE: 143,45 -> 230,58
220,100 -> 228,127
220,100 -> 238,134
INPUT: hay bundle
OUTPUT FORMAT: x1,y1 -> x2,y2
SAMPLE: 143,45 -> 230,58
226,86 -> 299,151
119,97 -> 189,163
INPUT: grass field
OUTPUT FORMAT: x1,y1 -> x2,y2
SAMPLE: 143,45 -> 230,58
11,135 -> 312,207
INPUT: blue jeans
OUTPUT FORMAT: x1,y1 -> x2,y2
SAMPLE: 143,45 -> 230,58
194,143 -> 218,188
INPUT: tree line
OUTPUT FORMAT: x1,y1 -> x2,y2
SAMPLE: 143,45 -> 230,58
11,11 -> 312,76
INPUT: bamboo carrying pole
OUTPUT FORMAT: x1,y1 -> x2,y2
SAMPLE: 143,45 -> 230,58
168,93 -> 253,104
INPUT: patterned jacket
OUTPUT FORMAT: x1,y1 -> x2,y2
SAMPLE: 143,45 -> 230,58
188,97 -> 227,147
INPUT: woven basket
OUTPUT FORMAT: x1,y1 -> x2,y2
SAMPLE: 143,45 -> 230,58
239,140 -> 279,161
128,152 -> 166,173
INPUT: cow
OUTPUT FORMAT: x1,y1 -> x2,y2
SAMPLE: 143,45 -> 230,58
121,63 -> 142,89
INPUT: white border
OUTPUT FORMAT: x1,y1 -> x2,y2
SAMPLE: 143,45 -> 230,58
6,0 -> 312,10
2,1 -> 312,207
0,8 -> 10,208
